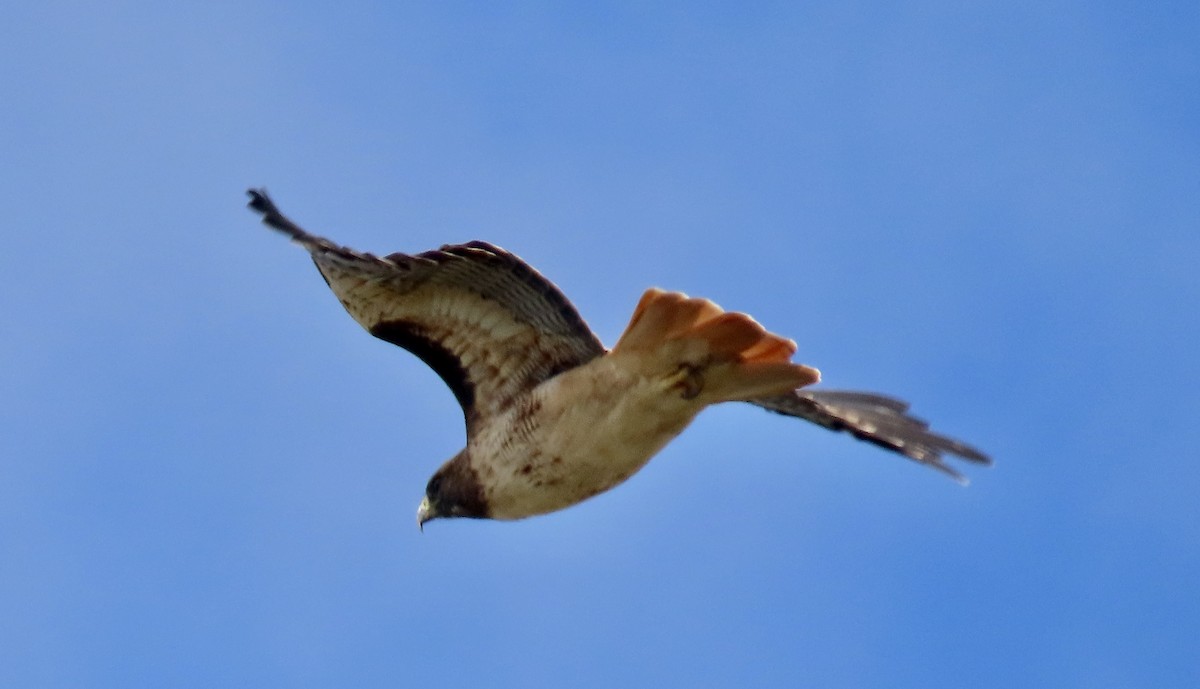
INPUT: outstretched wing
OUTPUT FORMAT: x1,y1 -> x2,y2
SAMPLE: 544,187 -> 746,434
750,390 -> 991,484
248,189 -> 605,435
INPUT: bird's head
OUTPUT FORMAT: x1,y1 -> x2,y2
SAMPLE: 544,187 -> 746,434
417,454 -> 487,530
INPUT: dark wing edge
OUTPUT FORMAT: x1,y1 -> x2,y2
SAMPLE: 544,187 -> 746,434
246,188 -> 606,429
750,389 -> 991,485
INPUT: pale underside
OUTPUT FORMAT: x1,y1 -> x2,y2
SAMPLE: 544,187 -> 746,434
471,355 -> 706,519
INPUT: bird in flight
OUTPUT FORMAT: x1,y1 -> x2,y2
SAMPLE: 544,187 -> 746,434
247,189 -> 989,529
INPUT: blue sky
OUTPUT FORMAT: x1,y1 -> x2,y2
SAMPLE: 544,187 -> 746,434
2,2 -> 1197,687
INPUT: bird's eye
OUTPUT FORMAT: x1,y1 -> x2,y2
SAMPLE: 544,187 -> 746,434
426,476 -> 442,495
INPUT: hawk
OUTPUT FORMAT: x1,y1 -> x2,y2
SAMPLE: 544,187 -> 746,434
247,189 -> 989,528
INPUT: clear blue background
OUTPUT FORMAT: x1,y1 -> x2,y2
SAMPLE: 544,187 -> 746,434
3,2 -> 1197,687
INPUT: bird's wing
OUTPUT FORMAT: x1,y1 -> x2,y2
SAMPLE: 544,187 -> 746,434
749,390 -> 991,484
248,189 -> 605,434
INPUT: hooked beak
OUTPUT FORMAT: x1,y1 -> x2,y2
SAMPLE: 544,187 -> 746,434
417,496 -> 433,532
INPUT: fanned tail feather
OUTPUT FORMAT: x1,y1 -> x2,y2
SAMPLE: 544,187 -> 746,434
613,288 -> 820,403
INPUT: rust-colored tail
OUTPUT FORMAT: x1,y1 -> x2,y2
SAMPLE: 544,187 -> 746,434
612,288 -> 820,403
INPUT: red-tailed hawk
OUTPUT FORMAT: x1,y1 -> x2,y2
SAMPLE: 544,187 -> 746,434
247,189 -> 989,528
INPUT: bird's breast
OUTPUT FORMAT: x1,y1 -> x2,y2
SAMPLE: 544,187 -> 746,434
472,356 -> 704,519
